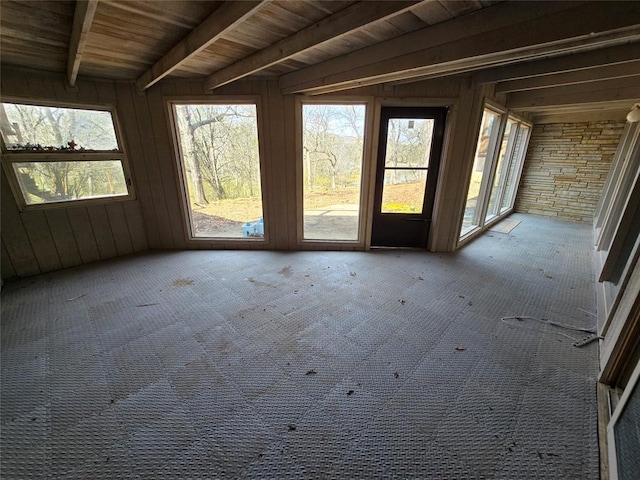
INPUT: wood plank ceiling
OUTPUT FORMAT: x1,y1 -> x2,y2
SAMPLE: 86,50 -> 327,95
1,0 -> 639,116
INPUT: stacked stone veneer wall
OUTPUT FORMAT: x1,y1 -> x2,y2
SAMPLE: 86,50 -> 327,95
515,120 -> 625,222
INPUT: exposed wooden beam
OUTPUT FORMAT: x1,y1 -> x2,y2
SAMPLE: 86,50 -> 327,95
393,42 -> 640,87
205,1 -> 422,90
279,1 -> 640,95
136,1 -> 268,91
506,76 -> 640,111
521,100 -> 635,117
531,109 -> 629,125
496,60 -> 640,94
475,43 -> 640,84
67,0 -> 98,87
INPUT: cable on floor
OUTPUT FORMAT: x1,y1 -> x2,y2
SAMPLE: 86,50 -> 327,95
500,315 -> 602,348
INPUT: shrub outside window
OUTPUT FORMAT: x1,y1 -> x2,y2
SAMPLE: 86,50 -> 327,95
0,101 -> 133,209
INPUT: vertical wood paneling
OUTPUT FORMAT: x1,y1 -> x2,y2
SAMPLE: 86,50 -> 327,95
1,173 -> 40,276
25,74 -> 53,99
1,240 -> 17,279
76,78 -> 100,104
53,80 -> 80,103
282,93 -> 298,249
21,210 -> 63,272
172,81 -> 193,96
449,83 -> 492,249
189,82 -> 205,95
265,80 -> 290,249
1,64 -> 498,278
44,209 -> 83,268
122,202 -> 149,252
105,202 -> 134,255
152,83 -> 187,249
130,87 -> 175,249
429,79 -> 479,251
94,80 -> 118,103
1,67 -> 27,96
1,67 -> 151,279
114,82 -> 160,248
66,206 -> 101,264
86,205 -> 118,259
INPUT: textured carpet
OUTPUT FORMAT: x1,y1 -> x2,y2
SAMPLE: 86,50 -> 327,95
1,213 -> 599,478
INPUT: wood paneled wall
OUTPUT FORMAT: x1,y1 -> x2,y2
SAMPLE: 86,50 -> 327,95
1,68 -> 149,279
1,66 -> 495,279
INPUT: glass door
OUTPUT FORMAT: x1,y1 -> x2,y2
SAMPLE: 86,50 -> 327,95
371,106 -> 447,248
460,106 -> 532,242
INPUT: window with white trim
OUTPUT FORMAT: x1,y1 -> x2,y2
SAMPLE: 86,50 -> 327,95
0,101 -> 133,209
460,105 -> 531,241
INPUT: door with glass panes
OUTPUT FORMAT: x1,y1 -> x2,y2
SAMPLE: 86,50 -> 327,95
371,107 -> 447,247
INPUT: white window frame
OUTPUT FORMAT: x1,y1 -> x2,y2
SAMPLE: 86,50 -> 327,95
0,98 -> 135,211
607,354 -> 640,480
167,96 -> 269,244
595,122 -> 640,333
458,101 -> 531,246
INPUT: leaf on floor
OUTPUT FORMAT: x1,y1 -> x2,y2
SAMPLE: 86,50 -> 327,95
455,346 -> 466,351
66,293 -> 87,302
305,369 -> 317,375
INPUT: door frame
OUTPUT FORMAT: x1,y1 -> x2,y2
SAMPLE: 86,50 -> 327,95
370,106 -> 448,248
364,98 -> 459,251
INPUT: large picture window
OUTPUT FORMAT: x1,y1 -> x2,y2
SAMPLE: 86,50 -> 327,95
0,102 -> 133,208
461,107 -> 502,235
460,105 -> 531,241
171,102 -> 265,240
301,103 -> 366,241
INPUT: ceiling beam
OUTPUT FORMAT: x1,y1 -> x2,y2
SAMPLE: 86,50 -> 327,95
393,42 -> 640,87
531,109 -> 629,125
136,1 -> 268,91
67,0 -> 98,87
205,0 -> 422,90
475,43 -> 640,85
496,60 -> 640,94
279,1 -> 640,95
506,76 -> 640,111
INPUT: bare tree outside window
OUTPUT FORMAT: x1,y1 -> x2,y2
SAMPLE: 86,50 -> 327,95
0,103 -> 130,206
302,104 -> 366,241
173,104 -> 264,239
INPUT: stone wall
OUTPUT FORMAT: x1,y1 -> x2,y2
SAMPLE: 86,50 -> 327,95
515,120 -> 625,222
